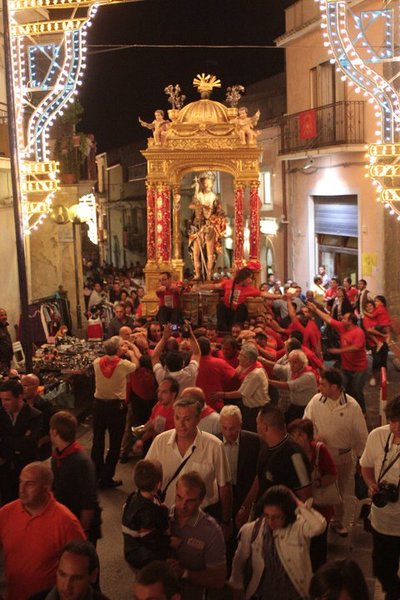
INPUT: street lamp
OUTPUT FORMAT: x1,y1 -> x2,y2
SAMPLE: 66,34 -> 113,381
50,203 -> 88,331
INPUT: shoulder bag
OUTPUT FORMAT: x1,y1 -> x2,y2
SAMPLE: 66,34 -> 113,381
312,442 -> 342,506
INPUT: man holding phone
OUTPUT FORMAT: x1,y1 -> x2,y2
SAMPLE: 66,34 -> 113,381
152,322 -> 201,395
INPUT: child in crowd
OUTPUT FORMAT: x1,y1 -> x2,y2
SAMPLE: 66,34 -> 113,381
122,459 -> 170,569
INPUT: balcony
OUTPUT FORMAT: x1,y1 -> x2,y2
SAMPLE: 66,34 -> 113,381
279,101 -> 365,155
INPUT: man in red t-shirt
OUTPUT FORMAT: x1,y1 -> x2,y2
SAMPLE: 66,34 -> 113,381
0,462 -> 85,600
156,272 -> 182,325
132,376 -> 180,456
287,296 -> 322,357
213,335 -> 240,369
196,337 -> 238,410
308,303 -> 368,413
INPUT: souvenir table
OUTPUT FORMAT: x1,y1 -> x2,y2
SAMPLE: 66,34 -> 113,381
32,337 -> 104,415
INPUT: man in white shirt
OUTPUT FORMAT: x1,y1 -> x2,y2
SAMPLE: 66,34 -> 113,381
213,344 -> 269,432
92,336 -> 139,488
304,367 -> 368,536
360,395 -> 400,600
180,387 -> 220,435
152,323 -> 200,395
145,397 -> 232,538
269,349 -> 318,423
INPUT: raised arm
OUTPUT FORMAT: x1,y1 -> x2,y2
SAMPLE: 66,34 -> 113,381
287,294 -> 297,322
187,321 -> 201,363
307,301 -> 332,325
151,323 -> 171,366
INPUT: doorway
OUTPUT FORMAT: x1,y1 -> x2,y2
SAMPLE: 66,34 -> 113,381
314,195 -> 358,282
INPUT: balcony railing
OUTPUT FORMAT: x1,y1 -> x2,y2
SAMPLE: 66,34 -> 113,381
280,101 -> 365,154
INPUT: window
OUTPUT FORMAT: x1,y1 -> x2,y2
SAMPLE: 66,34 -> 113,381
266,241 -> 275,276
260,170 -> 273,209
310,61 -> 346,107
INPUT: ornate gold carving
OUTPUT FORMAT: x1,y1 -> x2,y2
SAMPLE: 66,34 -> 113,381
193,74 -> 221,95
141,74 -> 263,296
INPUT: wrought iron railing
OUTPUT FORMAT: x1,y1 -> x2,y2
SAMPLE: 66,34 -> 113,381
0,102 -> 7,125
280,101 -> 365,154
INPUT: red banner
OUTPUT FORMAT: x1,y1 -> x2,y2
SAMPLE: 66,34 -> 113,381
299,109 -> 317,140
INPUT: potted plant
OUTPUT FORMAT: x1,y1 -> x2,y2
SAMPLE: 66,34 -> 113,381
53,100 -> 86,184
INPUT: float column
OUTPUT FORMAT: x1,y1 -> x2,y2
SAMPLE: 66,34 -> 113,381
172,187 -> 181,260
234,181 -> 245,269
156,183 -> 171,262
249,181 -> 261,260
146,183 -> 156,261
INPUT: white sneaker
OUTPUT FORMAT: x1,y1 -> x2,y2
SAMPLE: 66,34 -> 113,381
369,377 -> 377,387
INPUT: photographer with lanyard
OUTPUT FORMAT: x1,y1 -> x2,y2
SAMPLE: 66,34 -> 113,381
361,395 -> 400,600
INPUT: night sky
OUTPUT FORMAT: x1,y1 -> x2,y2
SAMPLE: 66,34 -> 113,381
79,0 -> 296,151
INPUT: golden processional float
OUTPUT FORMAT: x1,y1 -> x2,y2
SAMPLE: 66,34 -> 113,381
140,74 -> 263,319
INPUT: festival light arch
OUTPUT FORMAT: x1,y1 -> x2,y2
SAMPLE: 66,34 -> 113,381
316,0 -> 400,220
8,0 -> 123,233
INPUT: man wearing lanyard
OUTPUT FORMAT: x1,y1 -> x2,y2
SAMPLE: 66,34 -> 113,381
361,395 -> 400,600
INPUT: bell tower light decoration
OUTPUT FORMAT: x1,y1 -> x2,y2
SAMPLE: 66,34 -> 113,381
316,0 -> 400,220
9,0 -> 123,234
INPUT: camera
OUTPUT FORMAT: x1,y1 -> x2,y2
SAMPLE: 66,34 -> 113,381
372,482 -> 399,508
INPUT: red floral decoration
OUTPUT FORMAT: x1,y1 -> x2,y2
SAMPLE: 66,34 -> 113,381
249,186 -> 261,260
246,259 -> 261,271
146,186 -> 156,260
234,185 -> 244,262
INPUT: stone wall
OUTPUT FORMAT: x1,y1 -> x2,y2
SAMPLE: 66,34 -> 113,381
28,184 -> 89,334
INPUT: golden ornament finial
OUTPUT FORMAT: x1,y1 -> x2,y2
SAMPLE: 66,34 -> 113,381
193,73 -> 221,98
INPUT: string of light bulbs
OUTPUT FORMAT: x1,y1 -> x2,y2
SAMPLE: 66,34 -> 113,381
316,0 -> 400,220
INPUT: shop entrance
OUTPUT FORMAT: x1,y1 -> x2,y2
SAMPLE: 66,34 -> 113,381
314,195 -> 358,282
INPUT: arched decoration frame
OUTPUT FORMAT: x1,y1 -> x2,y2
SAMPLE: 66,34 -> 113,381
140,93 -> 263,312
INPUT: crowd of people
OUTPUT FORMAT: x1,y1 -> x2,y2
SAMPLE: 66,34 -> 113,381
0,262 -> 398,599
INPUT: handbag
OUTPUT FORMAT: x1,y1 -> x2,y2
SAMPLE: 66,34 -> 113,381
312,442 -> 342,506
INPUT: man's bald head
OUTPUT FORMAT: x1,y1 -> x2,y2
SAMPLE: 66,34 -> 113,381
119,326 -> 132,341
180,387 -> 206,408
21,373 -> 40,402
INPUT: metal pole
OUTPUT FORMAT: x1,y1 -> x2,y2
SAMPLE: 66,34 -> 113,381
72,223 -> 83,330
3,0 -> 33,372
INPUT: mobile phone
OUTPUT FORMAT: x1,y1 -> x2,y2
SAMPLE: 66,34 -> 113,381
171,324 -> 179,332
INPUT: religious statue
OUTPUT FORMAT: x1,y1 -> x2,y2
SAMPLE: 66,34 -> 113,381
138,110 -> 170,145
188,172 -> 226,281
235,106 -> 260,145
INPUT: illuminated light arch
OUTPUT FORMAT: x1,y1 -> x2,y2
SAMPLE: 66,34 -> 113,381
9,0 -> 125,233
316,0 -> 400,221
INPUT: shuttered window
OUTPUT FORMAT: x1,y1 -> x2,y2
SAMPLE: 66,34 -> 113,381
314,195 -> 357,238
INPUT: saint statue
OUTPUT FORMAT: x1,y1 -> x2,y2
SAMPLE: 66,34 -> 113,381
188,172 -> 226,280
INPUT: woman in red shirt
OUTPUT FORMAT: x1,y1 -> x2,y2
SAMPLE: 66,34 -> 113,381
364,295 -> 391,386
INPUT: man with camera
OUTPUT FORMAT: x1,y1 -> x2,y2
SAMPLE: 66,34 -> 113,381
361,395 -> 400,600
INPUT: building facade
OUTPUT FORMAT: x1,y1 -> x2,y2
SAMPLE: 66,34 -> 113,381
277,0 -> 398,309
